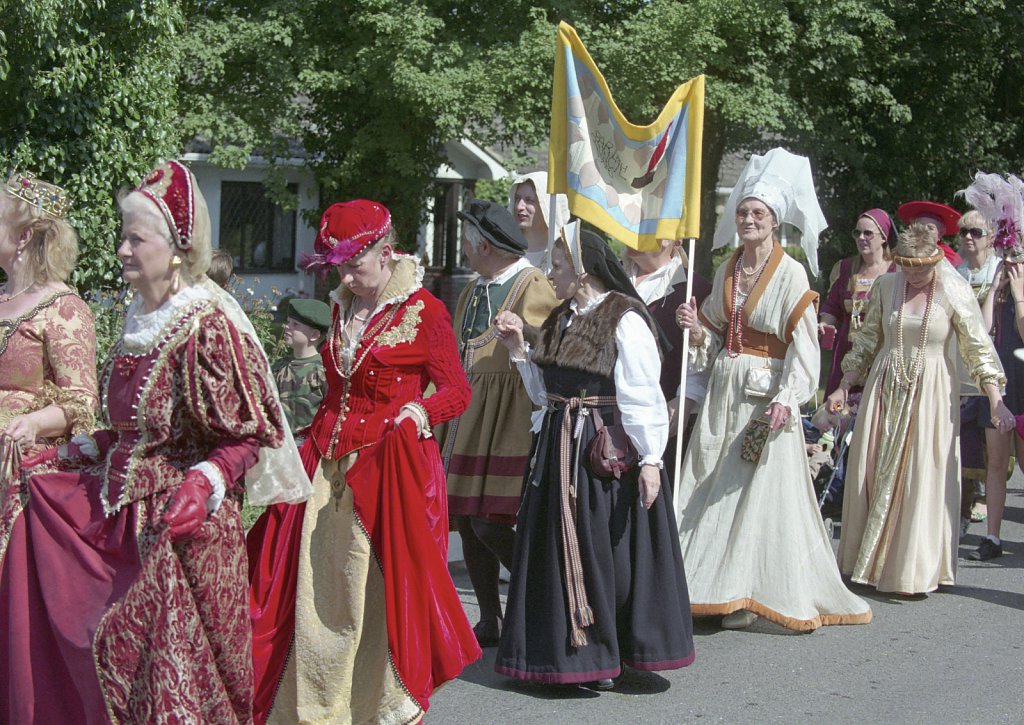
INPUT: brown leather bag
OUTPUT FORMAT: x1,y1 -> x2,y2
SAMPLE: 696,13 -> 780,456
587,408 -> 638,480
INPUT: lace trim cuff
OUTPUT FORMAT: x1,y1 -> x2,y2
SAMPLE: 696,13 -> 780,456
191,461 -> 227,514
401,401 -> 432,438
32,381 -> 96,436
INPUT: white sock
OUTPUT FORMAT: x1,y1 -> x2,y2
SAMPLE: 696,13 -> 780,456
984,534 -> 1001,545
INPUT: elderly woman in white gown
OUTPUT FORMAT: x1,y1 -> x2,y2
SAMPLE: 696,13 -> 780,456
675,148 -> 872,631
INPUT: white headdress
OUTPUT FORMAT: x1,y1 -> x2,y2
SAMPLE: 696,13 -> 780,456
508,171 -> 571,235
713,148 -> 828,277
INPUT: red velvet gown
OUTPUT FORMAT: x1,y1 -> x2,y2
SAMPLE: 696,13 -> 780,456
248,258 -> 479,724
0,294 -> 284,724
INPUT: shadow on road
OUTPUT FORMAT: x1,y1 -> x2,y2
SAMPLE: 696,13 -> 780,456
942,583 -> 1024,611
455,655 -> 602,700
455,648 -> 672,698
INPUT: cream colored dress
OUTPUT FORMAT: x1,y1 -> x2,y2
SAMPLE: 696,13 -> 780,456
838,268 -> 1004,593
675,244 -> 872,630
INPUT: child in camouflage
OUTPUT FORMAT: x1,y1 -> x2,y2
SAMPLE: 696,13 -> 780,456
273,297 -> 330,441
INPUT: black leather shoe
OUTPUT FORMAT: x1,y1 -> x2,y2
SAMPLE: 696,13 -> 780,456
472,620 -> 501,647
969,537 -> 1003,561
580,678 -> 616,691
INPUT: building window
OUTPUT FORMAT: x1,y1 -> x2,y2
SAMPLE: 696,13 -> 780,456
219,181 -> 298,272
429,181 -> 474,273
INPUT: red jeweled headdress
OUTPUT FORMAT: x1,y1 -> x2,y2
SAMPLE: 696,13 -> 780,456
135,160 -> 196,251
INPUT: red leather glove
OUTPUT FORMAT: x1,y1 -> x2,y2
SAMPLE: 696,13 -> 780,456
21,433 -> 107,468
162,469 -> 213,542
20,446 -> 59,469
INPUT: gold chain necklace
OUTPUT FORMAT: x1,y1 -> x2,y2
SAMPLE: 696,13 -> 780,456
0,283 -> 36,304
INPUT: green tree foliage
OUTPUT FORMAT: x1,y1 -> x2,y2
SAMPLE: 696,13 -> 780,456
0,0 -> 184,291
177,0 -> 480,247
4,0 -> 1023,294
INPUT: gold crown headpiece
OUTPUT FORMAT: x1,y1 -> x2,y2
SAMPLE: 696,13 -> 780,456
3,172 -> 71,219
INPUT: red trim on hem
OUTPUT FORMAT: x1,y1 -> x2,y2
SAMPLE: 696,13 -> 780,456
691,597 -> 872,631
622,650 -> 696,671
494,663 -> 622,684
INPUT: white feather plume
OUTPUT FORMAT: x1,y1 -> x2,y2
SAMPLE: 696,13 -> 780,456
958,172 -> 1024,249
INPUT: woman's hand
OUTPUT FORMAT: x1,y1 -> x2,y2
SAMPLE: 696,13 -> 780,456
767,402 -> 790,432
162,469 -> 213,542
675,297 -> 705,344
638,464 -> 661,509
3,414 -> 40,450
826,387 -> 847,415
394,405 -> 428,437
990,399 -> 1015,434
494,310 -> 527,357
993,262 -> 1009,292
674,297 -> 699,330
1007,262 -> 1024,302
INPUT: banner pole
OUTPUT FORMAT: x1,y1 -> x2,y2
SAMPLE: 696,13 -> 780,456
548,195 -> 557,253
672,237 -> 697,504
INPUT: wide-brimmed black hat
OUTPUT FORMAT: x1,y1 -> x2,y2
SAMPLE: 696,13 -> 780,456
457,198 -> 528,255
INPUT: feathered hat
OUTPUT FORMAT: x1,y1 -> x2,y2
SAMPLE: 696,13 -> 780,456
301,199 -> 392,272
958,173 -> 1024,261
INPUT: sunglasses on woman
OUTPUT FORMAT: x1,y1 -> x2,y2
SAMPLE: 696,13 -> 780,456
959,227 -> 990,239
851,229 -> 877,240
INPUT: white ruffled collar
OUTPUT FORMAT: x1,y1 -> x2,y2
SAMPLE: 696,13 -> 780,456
329,253 -> 425,319
570,291 -> 610,317
120,285 -> 213,352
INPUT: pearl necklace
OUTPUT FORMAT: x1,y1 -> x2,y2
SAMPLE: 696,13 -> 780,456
893,276 -> 937,389
727,251 -> 771,357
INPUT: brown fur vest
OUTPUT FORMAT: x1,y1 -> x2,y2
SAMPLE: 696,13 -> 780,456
531,292 -> 652,378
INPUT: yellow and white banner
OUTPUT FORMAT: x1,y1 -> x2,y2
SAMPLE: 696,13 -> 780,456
548,21 -> 704,249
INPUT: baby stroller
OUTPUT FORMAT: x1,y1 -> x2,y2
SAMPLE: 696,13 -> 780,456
803,400 -> 857,539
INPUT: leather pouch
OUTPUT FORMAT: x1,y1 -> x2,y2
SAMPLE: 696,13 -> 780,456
586,408 -> 638,479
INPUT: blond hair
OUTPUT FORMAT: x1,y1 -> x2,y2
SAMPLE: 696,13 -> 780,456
959,209 -> 988,230
894,222 -> 940,259
0,180 -> 80,284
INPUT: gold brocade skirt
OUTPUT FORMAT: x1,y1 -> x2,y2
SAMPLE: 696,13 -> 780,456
268,455 -> 422,725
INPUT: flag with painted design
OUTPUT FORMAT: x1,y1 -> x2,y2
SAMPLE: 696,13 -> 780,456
548,21 -> 704,250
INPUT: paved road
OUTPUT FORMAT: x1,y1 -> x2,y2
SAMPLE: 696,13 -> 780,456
430,481 -> 1024,724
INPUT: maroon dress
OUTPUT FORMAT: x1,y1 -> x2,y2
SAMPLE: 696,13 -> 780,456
0,294 -> 284,724
821,257 -> 895,396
